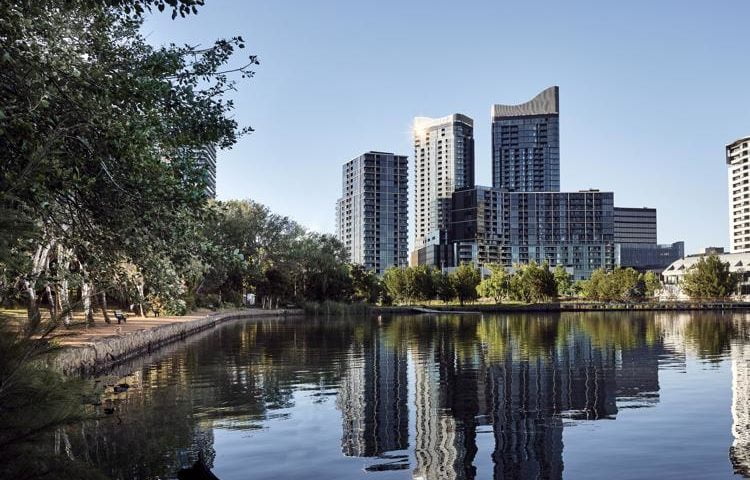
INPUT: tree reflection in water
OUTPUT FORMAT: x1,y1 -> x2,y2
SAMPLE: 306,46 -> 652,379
63,312 -> 750,479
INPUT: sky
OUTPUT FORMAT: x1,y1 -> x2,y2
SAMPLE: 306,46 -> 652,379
143,0 -> 750,254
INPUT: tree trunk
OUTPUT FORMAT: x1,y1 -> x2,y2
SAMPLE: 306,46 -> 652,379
25,242 -> 53,333
81,281 -> 94,326
24,280 -> 41,334
100,291 -> 111,324
79,263 -> 94,325
57,245 -> 72,326
136,282 -> 145,318
45,284 -> 56,319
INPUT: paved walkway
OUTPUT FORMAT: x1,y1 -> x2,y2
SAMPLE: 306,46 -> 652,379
2,308 -> 293,347
52,310 -> 222,347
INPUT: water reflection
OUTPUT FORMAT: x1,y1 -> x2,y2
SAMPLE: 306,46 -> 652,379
68,312 -> 750,479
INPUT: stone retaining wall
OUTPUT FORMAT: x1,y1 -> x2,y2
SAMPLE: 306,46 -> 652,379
51,309 -> 302,376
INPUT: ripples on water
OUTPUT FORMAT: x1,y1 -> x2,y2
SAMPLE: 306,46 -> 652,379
69,312 -> 750,479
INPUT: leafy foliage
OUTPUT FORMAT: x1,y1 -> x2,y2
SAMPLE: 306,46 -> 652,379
477,264 -> 510,303
0,319 -> 103,479
553,265 -> 574,297
451,263 -> 480,306
507,262 -> 558,303
681,255 -> 739,300
579,267 -> 660,302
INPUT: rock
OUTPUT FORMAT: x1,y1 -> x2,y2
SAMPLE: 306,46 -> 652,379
177,457 -> 220,480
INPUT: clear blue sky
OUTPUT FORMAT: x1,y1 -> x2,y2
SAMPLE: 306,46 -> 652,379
143,0 -> 750,254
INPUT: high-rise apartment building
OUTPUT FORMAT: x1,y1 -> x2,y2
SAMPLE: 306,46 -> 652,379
336,151 -> 408,274
450,187 -> 615,279
728,136 -> 750,253
196,144 -> 217,199
492,86 -> 560,192
412,114 -> 475,250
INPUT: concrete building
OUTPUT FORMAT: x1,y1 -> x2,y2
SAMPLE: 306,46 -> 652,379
412,114 -> 475,253
336,152 -> 408,274
492,86 -> 560,192
450,187 -> 615,280
728,136 -> 750,253
614,207 -> 657,244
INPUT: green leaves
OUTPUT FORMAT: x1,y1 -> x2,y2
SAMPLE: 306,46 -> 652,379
579,267 -> 653,302
682,255 -> 739,300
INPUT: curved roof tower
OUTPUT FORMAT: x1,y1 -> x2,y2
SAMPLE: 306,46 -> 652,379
491,86 -> 560,192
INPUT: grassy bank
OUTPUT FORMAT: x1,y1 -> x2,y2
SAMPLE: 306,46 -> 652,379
301,301 -> 372,316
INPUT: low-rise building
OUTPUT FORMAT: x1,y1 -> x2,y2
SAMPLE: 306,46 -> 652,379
615,241 -> 685,272
661,250 -> 750,300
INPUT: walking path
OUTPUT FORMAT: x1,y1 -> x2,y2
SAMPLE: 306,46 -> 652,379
38,308 -> 301,375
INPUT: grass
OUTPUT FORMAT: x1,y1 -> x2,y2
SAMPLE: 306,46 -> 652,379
302,301 -> 371,316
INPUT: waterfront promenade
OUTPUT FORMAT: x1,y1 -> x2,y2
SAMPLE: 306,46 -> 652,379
17,308 -> 302,375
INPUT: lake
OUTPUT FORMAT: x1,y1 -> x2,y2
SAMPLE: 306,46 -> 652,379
72,312 -> 750,479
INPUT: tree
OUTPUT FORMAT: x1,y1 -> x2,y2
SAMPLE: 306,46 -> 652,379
553,265 -> 574,297
350,264 -> 381,304
383,267 -> 409,305
477,264 -> 510,303
450,263 -> 480,306
681,255 -> 739,299
434,271 -> 456,303
1,0 -> 257,327
579,268 -> 651,302
508,262 -> 557,303
409,265 -> 436,303
643,270 -> 661,298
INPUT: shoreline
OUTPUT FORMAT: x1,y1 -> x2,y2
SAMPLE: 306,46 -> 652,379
50,308 -> 303,376
373,301 -> 750,314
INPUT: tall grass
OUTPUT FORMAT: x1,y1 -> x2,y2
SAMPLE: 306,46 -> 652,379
301,301 -> 371,316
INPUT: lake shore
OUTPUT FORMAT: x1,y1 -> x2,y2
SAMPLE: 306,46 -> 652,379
374,301 -> 750,314
49,308 -> 303,376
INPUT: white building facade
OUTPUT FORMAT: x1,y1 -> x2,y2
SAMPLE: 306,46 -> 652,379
412,114 -> 475,252
728,136 -> 750,253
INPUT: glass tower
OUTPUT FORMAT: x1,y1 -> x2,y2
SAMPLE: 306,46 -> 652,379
492,86 -> 560,192
336,151 -> 408,274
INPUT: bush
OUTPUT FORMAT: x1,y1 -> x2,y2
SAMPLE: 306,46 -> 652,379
302,301 -> 370,316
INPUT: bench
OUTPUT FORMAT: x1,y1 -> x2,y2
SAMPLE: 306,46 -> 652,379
114,310 -> 127,324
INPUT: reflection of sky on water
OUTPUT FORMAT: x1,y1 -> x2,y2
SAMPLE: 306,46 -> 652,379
75,312 -> 750,479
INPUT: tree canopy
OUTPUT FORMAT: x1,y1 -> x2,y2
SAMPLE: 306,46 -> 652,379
681,255 -> 739,300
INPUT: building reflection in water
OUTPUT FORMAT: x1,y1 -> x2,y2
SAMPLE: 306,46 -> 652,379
72,312 -> 750,479
731,315 -> 750,476
338,314 -> 672,480
337,328 -> 409,460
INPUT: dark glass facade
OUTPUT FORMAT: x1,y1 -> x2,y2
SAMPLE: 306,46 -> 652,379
336,152 -> 408,274
492,87 -> 560,192
616,241 -> 684,272
450,187 -> 615,279
614,207 -> 657,245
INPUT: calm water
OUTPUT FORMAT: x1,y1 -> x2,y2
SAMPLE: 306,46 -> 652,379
71,312 -> 750,479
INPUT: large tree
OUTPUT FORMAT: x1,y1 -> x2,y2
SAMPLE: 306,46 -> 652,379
451,263 -> 480,306
477,264 -> 510,303
1,0 -> 257,325
681,255 -> 739,300
508,262 -> 558,303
